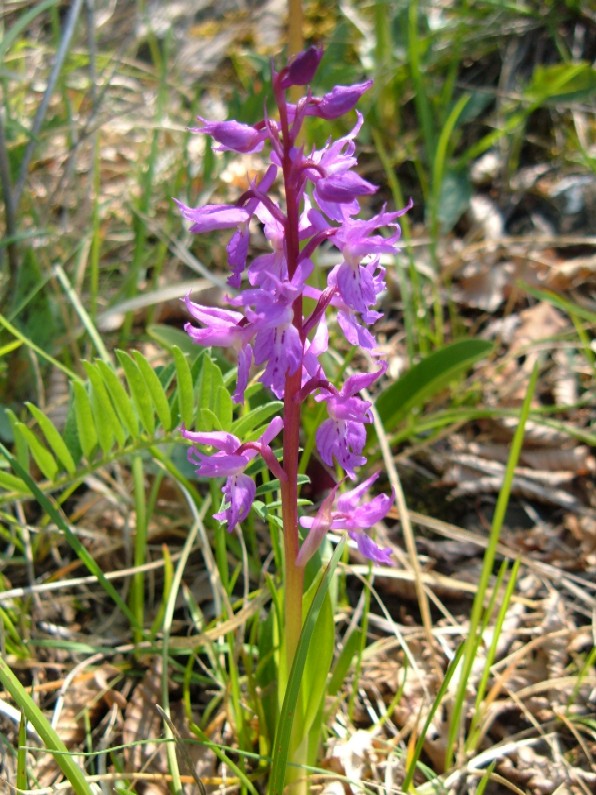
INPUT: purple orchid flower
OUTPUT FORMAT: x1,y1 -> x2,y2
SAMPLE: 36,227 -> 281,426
315,365 -> 387,479
297,473 -> 394,566
191,117 -> 268,154
182,417 -> 283,530
177,48 -> 409,558
304,80 -> 374,120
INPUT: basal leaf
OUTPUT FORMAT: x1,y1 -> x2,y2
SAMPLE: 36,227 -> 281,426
14,423 -> 58,480
116,351 -> 155,435
132,351 -> 172,431
300,578 -> 335,739
376,338 -> 493,431
95,360 -> 139,437
72,381 -> 98,460
25,403 -> 76,475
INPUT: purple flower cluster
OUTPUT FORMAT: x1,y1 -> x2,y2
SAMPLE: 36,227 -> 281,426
179,47 -> 410,565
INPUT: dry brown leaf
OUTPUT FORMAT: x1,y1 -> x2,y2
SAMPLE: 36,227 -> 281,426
123,656 -> 169,780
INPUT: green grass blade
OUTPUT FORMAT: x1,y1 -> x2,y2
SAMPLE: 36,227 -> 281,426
0,444 -> 138,629
0,656 -> 93,795
402,641 -> 466,791
17,713 -> 28,791
445,362 -> 540,769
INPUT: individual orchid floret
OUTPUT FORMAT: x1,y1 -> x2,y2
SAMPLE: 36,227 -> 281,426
241,265 -> 312,397
174,201 -> 251,234
298,473 -> 394,565
323,206 -> 408,312
191,117 -> 268,154
182,418 -> 284,529
304,80 -> 373,120
336,308 -> 379,352
226,164 -> 278,287
183,295 -> 252,349
182,295 -> 254,403
305,114 -> 377,220
315,365 -> 387,478
247,203 -> 288,287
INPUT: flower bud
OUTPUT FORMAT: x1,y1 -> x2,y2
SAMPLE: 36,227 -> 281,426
278,46 -> 323,89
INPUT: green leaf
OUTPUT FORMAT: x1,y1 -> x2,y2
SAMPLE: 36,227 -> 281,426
524,62 -> 596,106
437,168 -> 472,232
0,470 -> 29,494
95,360 -> 139,437
83,361 -> 125,453
72,381 -> 98,460
147,323 -> 200,356
196,356 -> 232,431
216,385 -> 233,431
231,401 -> 283,440
198,407 -> 222,432
5,409 -> 29,472
376,339 -> 493,431
116,351 -> 155,435
132,351 -> 172,431
172,346 -> 196,429
300,580 -> 335,738
328,628 -> 363,697
25,403 -> 76,475
13,423 -> 58,480
269,539 -> 346,795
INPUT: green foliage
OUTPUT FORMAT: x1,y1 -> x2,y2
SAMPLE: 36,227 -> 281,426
0,347 -> 276,506
376,339 -> 494,432
268,539 -> 346,795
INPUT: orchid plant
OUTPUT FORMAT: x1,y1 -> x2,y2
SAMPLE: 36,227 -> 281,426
177,47 -> 410,792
